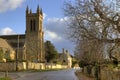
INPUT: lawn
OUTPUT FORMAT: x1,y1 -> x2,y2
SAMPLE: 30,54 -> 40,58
0,77 -> 12,80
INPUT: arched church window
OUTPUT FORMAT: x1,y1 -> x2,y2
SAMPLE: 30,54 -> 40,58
30,20 -> 32,31
33,19 -> 36,31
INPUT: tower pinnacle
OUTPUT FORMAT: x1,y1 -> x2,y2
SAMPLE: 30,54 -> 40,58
26,5 -> 29,14
37,5 -> 40,13
30,9 -> 32,14
37,5 -> 43,15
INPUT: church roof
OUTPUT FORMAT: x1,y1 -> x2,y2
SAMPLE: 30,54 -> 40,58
0,34 -> 25,48
0,34 -> 25,40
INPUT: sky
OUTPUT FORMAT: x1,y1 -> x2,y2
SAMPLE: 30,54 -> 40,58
0,0 -> 75,54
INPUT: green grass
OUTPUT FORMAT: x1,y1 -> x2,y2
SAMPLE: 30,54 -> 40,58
0,77 -> 12,80
32,68 -> 64,72
42,68 -> 64,71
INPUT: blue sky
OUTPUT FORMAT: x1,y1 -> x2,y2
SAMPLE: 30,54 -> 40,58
0,0 -> 75,54
0,0 -> 65,33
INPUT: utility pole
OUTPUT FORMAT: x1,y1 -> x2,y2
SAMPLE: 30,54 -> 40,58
16,35 -> 19,71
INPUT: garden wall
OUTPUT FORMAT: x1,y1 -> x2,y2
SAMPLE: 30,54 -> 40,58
0,62 -> 68,71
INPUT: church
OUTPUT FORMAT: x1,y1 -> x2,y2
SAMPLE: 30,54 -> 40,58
0,6 -> 45,62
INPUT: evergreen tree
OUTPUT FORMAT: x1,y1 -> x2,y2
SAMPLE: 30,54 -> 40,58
45,41 -> 58,62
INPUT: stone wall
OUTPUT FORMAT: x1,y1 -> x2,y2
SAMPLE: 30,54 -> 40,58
45,63 -> 67,69
0,62 -> 16,71
27,62 -> 45,70
83,66 -> 101,79
0,62 -> 27,71
83,66 -> 120,80
0,62 -> 67,71
101,69 -> 120,80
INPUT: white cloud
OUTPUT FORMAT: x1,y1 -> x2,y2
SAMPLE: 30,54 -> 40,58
45,30 -> 62,42
43,13 -> 47,19
0,0 -> 25,13
47,17 -> 69,23
0,27 -> 16,35
44,17 -> 75,54
44,17 -> 69,42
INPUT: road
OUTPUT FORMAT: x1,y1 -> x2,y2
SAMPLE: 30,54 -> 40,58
9,69 -> 78,80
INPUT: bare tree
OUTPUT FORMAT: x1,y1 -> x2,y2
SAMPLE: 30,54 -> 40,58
64,0 -> 120,61
74,39 -> 104,65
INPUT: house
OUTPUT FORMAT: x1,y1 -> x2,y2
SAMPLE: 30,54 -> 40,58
59,48 -> 72,68
0,38 -> 15,61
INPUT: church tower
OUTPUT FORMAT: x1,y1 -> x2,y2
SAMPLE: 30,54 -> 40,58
25,5 -> 45,62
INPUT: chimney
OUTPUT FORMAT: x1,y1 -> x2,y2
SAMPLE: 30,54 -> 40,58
62,48 -> 65,53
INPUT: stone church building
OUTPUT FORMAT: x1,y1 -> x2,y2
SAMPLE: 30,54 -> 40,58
0,6 -> 45,62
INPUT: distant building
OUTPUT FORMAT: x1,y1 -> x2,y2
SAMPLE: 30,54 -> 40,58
59,48 -> 72,68
0,6 -> 45,62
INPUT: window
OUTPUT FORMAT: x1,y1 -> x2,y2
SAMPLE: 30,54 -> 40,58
30,19 -> 36,31
33,19 -> 36,31
30,20 -> 32,31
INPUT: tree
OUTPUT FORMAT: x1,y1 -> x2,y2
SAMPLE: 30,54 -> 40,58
64,0 -> 120,61
74,39 -> 104,66
45,41 -> 58,62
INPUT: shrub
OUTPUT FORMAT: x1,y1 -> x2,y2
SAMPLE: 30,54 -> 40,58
113,60 -> 118,67
79,60 -> 88,68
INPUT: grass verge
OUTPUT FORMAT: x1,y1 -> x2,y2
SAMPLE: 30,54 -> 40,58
0,77 -> 12,80
32,68 -> 64,72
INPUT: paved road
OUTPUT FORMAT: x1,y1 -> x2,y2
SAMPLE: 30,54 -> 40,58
9,69 -> 78,80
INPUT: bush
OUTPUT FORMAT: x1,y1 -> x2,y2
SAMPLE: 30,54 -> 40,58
72,61 -> 78,68
113,60 -> 118,67
86,65 -> 92,76
79,60 -> 88,68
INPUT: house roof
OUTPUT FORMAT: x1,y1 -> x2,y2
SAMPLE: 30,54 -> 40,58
0,38 -> 14,50
59,52 -> 71,58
